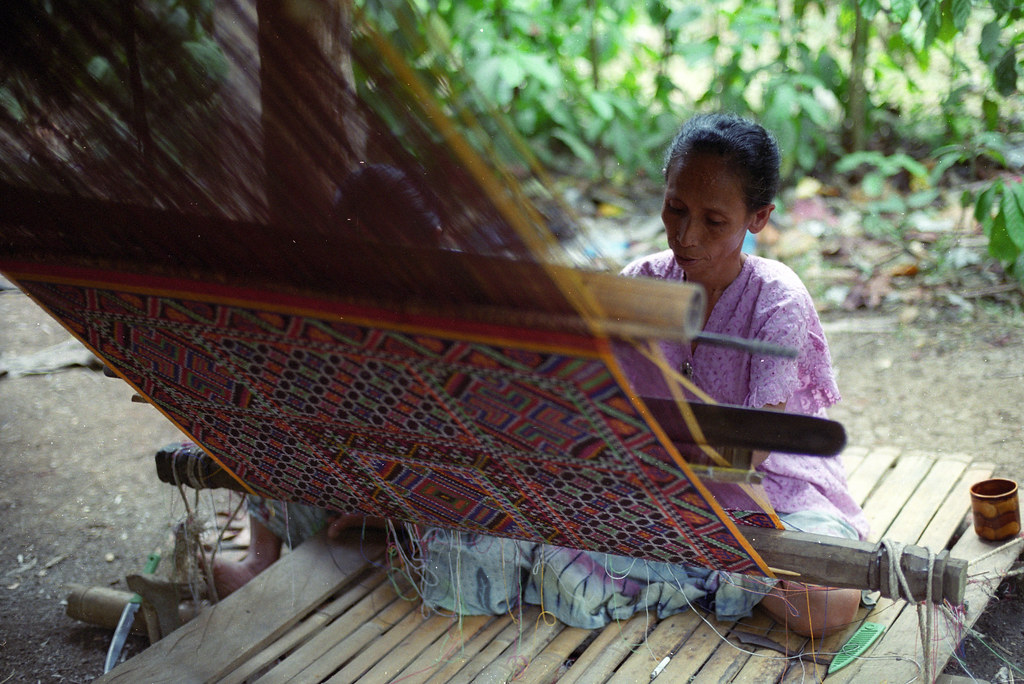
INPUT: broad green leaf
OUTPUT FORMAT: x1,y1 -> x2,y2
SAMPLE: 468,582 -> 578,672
979,21 -> 1001,62
994,47 -> 1019,96
858,0 -> 882,21
1012,253 -> 1024,287
930,151 -> 963,183
907,189 -> 940,209
983,98 -> 1001,131
1005,182 -> 1024,249
950,0 -> 972,31
513,53 -> 561,88
890,0 -> 914,21
796,140 -> 817,172
474,56 -> 516,105
891,153 -> 930,181
552,129 -> 597,166
183,38 -> 229,81
920,0 -> 941,48
587,92 -> 615,122
987,210 -> 1019,262
606,119 -> 634,164
863,172 -> 885,197
836,151 -> 885,174
960,189 -> 974,210
797,93 -> 831,128
582,112 -> 606,143
0,87 -> 24,122
975,181 -> 1000,224
514,106 -> 538,136
992,0 -> 1014,17
937,0 -> 959,43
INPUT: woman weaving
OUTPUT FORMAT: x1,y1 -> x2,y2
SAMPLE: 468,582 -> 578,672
421,113 -> 868,638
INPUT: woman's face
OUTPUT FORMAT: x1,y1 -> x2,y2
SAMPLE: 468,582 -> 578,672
662,152 -> 772,292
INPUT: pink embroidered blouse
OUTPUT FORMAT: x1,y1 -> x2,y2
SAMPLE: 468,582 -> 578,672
618,251 -> 869,540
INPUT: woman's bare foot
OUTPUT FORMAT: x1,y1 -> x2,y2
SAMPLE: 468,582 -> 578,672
759,581 -> 861,638
209,517 -> 282,599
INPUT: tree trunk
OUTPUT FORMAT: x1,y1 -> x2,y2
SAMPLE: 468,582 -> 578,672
844,0 -> 869,152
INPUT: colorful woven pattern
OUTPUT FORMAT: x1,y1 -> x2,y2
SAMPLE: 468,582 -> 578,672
13,269 -> 775,575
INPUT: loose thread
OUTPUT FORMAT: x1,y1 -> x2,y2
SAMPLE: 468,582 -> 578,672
970,535 -> 1024,566
882,538 -> 936,683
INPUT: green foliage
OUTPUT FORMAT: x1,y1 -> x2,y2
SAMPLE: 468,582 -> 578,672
401,0 -> 685,179
835,151 -> 930,198
383,0 -> 1023,278
1,0 -> 229,193
974,179 -> 1024,283
395,0 -> 1020,184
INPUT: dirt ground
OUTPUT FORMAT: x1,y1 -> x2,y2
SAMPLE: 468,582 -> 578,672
1,271 -> 1023,682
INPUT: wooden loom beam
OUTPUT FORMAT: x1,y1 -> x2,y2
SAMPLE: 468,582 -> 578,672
744,526 -> 967,604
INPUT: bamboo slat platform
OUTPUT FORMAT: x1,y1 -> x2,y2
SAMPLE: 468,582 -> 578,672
98,447 -> 1021,683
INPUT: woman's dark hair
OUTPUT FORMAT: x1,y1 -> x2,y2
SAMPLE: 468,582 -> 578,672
331,164 -> 442,246
663,113 -> 780,210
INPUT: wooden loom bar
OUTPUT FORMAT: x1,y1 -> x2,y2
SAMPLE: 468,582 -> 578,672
743,526 -> 967,604
0,183 -> 707,342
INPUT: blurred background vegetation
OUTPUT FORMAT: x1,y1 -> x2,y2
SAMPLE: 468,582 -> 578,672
361,0 -> 1024,286
2,0 -> 1023,288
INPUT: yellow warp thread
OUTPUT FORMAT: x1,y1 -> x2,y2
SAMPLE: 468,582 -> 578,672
635,339 -> 782,526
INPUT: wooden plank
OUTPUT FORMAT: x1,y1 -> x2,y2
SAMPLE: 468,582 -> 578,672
731,615 -> 809,684
444,608 -> 547,684
654,616 -> 741,682
325,603 -> 432,683
860,453 -> 933,541
778,604 -> 874,683
557,615 -> 649,684
378,614 -> 498,684
834,522 -> 1024,682
470,615 -> 564,684
841,446 -> 869,478
420,615 -> 515,684
220,568 -> 388,684
252,579 -> 402,683
882,456 -> 967,543
684,612 -> 774,682
352,612 -> 475,684
826,462 -> 1001,683
846,446 -> 900,505
514,624 -> 592,684
607,609 -> 702,683
783,453 -> 962,682
918,463 -> 995,551
277,592 -> 416,683
96,531 -> 383,683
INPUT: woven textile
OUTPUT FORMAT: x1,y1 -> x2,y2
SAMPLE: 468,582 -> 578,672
9,266 -> 776,575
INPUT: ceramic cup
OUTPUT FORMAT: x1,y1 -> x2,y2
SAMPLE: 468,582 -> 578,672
969,478 -> 1021,542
